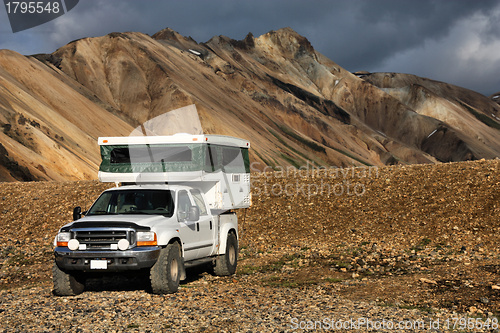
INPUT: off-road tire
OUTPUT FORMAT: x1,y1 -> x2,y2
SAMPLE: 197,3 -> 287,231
214,232 -> 238,276
150,242 -> 181,294
52,263 -> 85,296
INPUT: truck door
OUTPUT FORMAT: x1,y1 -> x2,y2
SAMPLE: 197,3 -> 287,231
177,190 -> 199,261
190,189 -> 216,257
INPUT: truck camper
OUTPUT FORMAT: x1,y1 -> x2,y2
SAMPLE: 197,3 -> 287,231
53,134 -> 250,295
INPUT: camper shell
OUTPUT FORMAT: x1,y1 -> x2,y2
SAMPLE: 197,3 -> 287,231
98,134 -> 251,210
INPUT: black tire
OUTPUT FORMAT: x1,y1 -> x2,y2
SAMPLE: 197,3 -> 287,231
52,263 -> 85,296
150,242 -> 181,294
214,232 -> 238,276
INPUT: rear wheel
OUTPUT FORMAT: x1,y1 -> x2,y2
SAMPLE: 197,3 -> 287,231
214,232 -> 238,276
52,263 -> 85,296
150,242 -> 181,294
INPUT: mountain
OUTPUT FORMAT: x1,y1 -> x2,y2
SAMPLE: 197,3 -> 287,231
491,91 -> 500,106
0,27 -> 499,181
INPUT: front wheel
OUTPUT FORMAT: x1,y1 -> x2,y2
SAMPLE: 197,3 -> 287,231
150,242 -> 181,294
52,263 -> 85,296
214,232 -> 238,276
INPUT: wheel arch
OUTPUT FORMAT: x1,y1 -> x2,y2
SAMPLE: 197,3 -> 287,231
164,236 -> 183,256
218,227 -> 238,255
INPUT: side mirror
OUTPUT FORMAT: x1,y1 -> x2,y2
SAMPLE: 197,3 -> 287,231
73,206 -> 82,221
188,206 -> 200,221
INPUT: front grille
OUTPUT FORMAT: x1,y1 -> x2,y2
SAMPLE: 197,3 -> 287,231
73,228 -> 135,250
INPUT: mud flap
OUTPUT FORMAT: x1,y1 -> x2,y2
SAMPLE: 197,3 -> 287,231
179,257 -> 186,281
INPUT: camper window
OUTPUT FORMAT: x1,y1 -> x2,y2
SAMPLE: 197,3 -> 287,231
222,147 -> 245,171
110,146 -> 193,164
204,145 -> 220,172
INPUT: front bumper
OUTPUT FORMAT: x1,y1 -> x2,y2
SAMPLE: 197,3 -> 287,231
54,246 -> 160,272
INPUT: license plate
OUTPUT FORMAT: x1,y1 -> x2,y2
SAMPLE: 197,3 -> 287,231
90,260 -> 107,269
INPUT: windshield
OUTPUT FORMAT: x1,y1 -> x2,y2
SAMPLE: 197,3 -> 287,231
87,189 -> 175,217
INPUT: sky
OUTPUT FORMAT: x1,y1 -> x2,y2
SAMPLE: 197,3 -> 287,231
1,0 -> 499,96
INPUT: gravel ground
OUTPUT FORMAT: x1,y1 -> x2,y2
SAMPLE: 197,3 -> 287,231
1,276 -> 494,333
1,159 -> 500,332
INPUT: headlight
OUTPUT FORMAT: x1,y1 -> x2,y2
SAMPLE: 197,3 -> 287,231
136,231 -> 157,246
56,232 -> 71,247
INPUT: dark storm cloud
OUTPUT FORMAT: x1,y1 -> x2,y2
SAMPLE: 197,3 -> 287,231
310,0 -> 499,69
0,0 -> 499,95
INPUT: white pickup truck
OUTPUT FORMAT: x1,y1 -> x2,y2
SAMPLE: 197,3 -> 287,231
53,134 -> 251,295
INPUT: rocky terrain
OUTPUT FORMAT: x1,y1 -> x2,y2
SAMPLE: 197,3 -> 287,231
1,159 -> 499,332
1,27 -> 500,181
